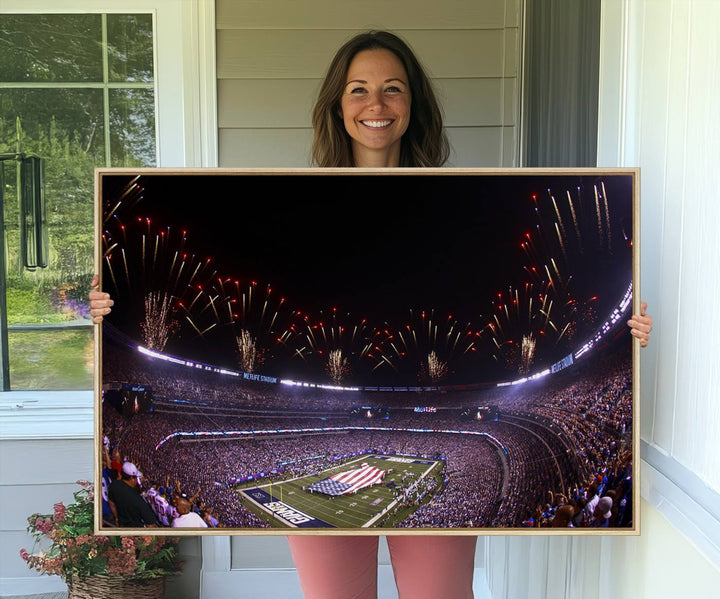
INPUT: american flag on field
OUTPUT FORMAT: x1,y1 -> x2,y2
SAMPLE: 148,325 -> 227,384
307,463 -> 387,496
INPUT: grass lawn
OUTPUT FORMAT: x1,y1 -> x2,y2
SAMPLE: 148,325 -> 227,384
9,328 -> 94,389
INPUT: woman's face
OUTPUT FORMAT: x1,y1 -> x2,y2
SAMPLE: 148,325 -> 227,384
340,48 -> 411,166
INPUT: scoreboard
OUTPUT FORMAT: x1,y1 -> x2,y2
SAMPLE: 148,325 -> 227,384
103,383 -> 154,416
350,406 -> 390,419
460,406 -> 499,421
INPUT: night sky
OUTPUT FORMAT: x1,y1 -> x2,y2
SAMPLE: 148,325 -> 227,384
100,170 -> 635,385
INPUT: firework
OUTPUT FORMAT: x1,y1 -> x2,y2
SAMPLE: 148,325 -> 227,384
219,279 -> 303,370
104,214 -> 301,366
236,329 -> 259,373
519,334 -> 536,374
379,309 -> 478,383
288,307 -> 385,383
599,182 -> 612,252
421,350 -> 449,383
594,184 -> 605,247
139,291 -> 176,351
99,173 -> 631,386
102,210 -> 230,353
481,178 -> 629,372
326,348 -> 351,384
482,283 -> 564,370
566,189 -> 582,252
103,175 -> 143,224
551,193 -> 568,261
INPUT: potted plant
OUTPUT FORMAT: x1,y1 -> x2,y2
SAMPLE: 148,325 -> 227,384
20,480 -> 183,599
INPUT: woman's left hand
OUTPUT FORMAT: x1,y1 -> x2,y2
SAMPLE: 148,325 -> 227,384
627,301 -> 653,347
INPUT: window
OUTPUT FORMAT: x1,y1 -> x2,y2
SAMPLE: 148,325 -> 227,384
0,13 -> 156,389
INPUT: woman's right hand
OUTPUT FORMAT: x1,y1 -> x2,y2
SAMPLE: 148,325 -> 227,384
89,274 -> 114,324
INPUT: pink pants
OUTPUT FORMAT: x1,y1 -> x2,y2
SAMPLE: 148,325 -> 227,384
287,535 -> 477,599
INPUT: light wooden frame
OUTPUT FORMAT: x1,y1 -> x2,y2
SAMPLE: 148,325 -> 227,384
94,167 -> 640,536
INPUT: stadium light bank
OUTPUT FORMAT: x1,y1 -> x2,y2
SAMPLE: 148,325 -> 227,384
280,380 -> 360,392
495,282 -> 633,388
135,347 -> 362,391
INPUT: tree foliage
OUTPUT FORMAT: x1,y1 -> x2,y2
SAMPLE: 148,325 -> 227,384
0,13 -> 155,325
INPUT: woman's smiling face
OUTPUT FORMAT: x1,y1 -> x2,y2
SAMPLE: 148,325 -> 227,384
340,48 -> 411,167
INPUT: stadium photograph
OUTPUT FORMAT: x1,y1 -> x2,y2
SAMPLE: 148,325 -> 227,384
96,168 -> 638,533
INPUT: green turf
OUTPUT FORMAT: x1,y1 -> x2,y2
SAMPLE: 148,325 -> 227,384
236,454 -> 445,529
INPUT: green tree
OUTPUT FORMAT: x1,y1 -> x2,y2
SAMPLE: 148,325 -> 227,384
0,13 -> 155,388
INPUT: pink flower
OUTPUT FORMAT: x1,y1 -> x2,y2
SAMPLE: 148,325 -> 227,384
34,518 -> 54,534
43,557 -> 64,576
21,482 -> 181,580
53,503 -> 66,522
121,537 -> 135,549
107,548 -> 137,576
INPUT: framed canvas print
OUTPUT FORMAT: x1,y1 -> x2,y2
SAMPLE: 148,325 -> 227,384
94,167 -> 640,535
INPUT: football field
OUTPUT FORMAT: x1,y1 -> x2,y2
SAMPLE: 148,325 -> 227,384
237,454 -> 444,528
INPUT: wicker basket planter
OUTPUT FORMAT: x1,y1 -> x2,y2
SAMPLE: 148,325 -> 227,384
67,575 -> 165,599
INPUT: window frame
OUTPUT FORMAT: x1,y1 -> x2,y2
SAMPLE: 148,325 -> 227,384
0,0 -> 217,435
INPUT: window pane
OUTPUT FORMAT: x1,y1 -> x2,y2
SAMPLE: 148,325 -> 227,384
107,14 -> 154,83
1,88 -> 100,390
1,88 -> 102,279
0,14 -> 103,82
0,13 -> 157,390
110,88 -> 157,167
8,329 -> 94,389
0,88 -> 106,164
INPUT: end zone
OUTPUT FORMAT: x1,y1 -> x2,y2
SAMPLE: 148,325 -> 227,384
241,487 -> 335,527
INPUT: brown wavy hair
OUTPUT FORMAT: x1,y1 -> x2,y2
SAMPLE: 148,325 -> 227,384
311,30 -> 449,167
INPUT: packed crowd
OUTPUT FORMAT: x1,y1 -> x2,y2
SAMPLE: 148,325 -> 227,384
103,403 -> 508,528
101,432 -> 225,529
519,448 -> 633,528
491,346 -> 634,527
101,334 -> 633,528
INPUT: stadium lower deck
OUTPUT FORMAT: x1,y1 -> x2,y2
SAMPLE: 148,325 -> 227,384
101,335 -> 633,530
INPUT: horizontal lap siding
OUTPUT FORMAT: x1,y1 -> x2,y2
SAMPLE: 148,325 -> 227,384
219,79 -> 514,128
218,127 -> 510,167
219,128 -> 314,167
216,0 -> 512,30
216,0 -> 521,168
0,439 -> 93,580
217,30 -> 510,79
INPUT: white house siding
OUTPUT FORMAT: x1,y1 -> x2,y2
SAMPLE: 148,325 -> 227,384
216,0 -> 522,168
0,438 -> 93,595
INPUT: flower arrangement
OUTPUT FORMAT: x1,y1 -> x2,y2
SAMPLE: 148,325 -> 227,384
20,480 -> 183,584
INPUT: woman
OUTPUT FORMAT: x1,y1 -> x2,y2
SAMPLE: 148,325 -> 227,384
310,30 -> 448,169
91,30 -> 653,599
